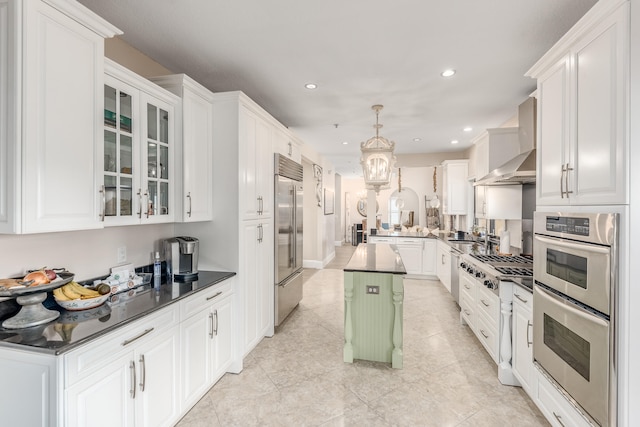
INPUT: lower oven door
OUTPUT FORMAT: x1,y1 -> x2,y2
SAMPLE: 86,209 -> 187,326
533,284 -> 610,426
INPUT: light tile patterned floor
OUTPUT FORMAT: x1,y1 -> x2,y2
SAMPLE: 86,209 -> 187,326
177,245 -> 548,426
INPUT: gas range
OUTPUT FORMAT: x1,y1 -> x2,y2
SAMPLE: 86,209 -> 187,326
459,253 -> 534,294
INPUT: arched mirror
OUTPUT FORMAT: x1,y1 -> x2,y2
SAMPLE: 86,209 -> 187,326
357,198 -> 379,217
389,187 -> 419,228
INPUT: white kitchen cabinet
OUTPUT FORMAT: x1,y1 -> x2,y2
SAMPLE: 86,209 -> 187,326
149,74 -> 214,222
273,125 -> 301,163
512,285 -> 534,396
66,312 -> 180,427
103,60 -> 179,226
241,220 -> 273,355
181,281 -> 234,410
421,239 -> 437,277
472,128 -> 520,181
474,185 -> 523,220
441,160 -> 468,216
436,240 -> 451,292
0,0 -> 120,234
528,1 -> 628,206
459,270 -> 476,332
240,105 -> 273,220
535,366 -> 593,427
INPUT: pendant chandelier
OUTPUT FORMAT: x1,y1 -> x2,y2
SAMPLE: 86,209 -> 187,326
360,104 -> 396,193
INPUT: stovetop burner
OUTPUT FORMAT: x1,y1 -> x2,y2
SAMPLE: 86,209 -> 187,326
493,266 -> 533,277
471,254 -> 533,265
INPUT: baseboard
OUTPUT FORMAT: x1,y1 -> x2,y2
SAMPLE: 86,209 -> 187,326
322,251 -> 335,267
303,260 -> 323,269
334,240 -> 343,246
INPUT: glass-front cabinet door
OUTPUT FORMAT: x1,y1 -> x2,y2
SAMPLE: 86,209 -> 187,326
103,66 -> 175,226
141,93 -> 174,223
103,77 -> 140,225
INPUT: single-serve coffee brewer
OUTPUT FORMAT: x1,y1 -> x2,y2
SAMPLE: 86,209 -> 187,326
165,236 -> 199,281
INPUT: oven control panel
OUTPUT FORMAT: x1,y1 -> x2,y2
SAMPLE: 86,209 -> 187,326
544,215 -> 589,236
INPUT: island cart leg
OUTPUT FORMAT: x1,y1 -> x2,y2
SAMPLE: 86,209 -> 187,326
391,275 -> 404,369
343,272 -> 354,363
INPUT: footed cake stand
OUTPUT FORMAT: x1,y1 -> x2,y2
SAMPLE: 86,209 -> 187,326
0,272 -> 74,329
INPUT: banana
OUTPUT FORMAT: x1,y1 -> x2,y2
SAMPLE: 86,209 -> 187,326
53,287 -> 71,301
68,281 -> 100,298
61,284 -> 82,300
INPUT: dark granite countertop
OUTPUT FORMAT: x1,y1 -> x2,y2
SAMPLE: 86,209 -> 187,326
0,270 -> 235,355
344,243 -> 406,275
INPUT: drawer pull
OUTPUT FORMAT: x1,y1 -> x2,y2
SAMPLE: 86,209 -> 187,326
464,284 -> 471,290
130,361 -> 136,399
514,293 -> 528,304
122,328 -> 154,346
480,329 -> 489,339
480,299 -> 490,307
206,291 -> 223,301
553,412 -> 566,427
527,320 -> 533,348
463,309 -> 471,316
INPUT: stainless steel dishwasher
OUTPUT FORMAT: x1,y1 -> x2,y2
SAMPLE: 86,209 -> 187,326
450,249 -> 461,305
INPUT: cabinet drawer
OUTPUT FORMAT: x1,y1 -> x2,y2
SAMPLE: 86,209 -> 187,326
180,280 -> 232,320
368,237 -> 394,244
536,367 -> 593,427
65,305 -> 179,386
475,312 -> 498,363
513,286 -> 533,311
460,292 -> 475,331
476,286 -> 500,328
396,238 -> 422,246
459,277 -> 475,301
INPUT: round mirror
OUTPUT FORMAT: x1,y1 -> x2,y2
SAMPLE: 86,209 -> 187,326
357,198 -> 379,217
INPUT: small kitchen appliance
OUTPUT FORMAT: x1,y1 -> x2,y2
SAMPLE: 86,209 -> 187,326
164,236 -> 199,281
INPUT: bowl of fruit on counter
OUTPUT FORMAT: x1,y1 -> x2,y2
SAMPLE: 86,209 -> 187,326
53,281 -> 112,311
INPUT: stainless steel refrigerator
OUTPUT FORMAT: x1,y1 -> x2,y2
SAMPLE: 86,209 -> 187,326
274,154 -> 303,326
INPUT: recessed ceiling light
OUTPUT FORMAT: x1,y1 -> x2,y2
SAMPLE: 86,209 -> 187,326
441,69 -> 456,77
451,139 -> 459,144
342,141 -> 348,145
463,126 -> 473,132
304,83 -> 317,89
413,138 -> 421,142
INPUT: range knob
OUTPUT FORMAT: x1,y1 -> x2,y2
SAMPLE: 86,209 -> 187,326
475,271 -> 486,279
460,262 -> 467,269
483,279 -> 497,290
466,266 -> 474,274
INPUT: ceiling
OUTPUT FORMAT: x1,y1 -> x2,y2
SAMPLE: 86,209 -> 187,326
79,0 -> 597,178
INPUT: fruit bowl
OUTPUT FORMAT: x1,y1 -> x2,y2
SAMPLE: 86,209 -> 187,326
54,293 -> 110,311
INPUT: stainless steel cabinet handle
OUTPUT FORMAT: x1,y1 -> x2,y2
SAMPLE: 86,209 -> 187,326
122,328 -> 154,346
560,164 -> 566,198
480,329 -> 489,339
463,309 -> 471,316
565,163 -> 573,198
527,320 -> 533,348
209,312 -> 214,338
288,141 -> 292,156
144,189 -> 150,218
480,299 -> 490,307
553,412 -> 566,427
206,291 -> 222,301
514,293 -> 528,304
99,185 -> 106,221
130,361 -> 136,398
464,284 -> 471,290
139,354 -> 146,392
442,254 -> 445,264
137,189 -> 142,218
214,309 -> 218,336
186,192 -> 192,218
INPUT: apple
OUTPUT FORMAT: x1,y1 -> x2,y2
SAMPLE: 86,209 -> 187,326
44,269 -> 57,281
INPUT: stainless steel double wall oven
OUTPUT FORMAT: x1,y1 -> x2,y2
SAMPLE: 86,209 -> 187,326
533,212 -> 618,426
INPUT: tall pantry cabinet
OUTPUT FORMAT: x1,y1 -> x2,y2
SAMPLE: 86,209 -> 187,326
181,91 -> 274,360
0,0 -> 121,234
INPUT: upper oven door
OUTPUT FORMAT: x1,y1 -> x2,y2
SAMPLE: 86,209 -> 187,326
534,234 -> 611,315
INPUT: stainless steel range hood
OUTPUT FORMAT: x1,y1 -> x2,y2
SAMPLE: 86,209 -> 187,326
474,149 -> 536,186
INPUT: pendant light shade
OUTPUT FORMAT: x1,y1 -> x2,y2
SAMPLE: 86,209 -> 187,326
360,105 -> 396,193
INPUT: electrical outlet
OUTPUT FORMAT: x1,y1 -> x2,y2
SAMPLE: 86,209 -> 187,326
117,246 -> 127,263
366,286 -> 379,295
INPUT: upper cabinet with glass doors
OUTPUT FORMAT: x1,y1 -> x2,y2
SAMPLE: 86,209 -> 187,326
103,59 -> 179,226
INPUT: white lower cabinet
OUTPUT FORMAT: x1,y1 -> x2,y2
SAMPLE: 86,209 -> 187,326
512,285 -> 534,395
535,367 -> 593,427
367,236 -> 437,277
395,239 -> 423,275
180,283 -> 234,410
436,240 -> 451,292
